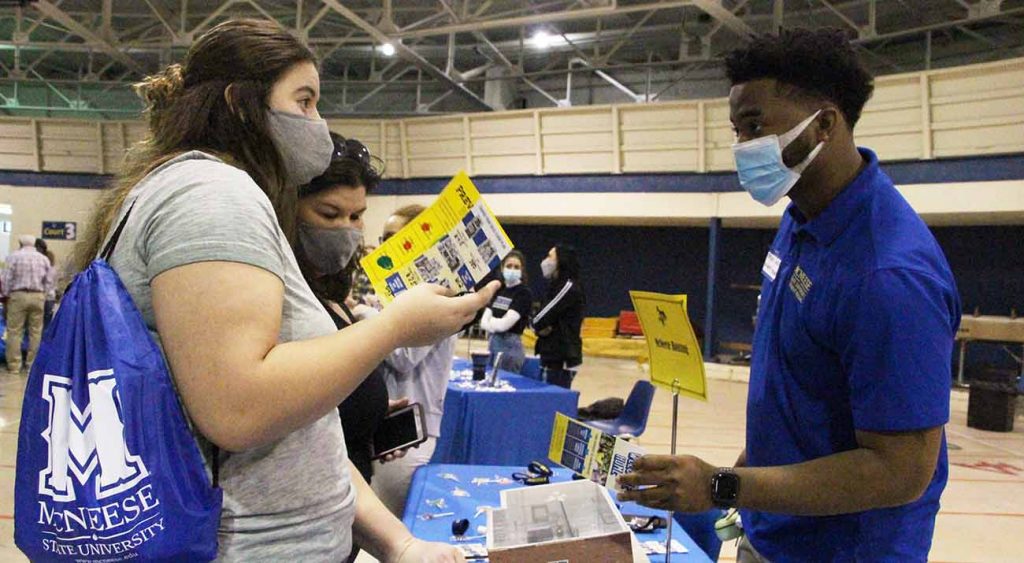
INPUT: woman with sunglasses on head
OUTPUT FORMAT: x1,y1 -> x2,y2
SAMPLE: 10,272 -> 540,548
293,134 -> 401,480
73,19 -> 492,561
295,133 -> 420,562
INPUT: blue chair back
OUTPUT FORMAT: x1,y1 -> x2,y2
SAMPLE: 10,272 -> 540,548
620,380 -> 656,435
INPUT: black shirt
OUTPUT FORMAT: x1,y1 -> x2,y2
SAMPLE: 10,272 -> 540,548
487,283 -> 533,334
324,303 -> 390,483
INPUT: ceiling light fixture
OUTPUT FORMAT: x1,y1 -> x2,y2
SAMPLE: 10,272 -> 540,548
532,30 -> 554,49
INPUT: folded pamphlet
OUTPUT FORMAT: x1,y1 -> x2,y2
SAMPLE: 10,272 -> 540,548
548,412 -> 646,490
360,171 -> 513,303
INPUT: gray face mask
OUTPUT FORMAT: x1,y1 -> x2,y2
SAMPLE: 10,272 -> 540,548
267,109 -> 333,188
298,223 -> 363,276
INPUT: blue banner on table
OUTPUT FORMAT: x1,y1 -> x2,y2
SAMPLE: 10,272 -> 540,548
431,372 -> 579,465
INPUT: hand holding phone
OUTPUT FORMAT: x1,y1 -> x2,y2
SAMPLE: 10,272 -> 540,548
371,402 -> 427,461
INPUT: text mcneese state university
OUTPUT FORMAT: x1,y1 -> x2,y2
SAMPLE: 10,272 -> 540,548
38,484 -> 161,533
42,518 -> 164,557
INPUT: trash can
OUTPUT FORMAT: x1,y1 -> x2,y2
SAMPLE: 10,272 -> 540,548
967,368 -> 1018,432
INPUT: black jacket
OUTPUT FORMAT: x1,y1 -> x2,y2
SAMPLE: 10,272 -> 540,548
532,278 -> 585,368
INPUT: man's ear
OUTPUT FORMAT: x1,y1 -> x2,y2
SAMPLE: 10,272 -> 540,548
817,106 -> 844,142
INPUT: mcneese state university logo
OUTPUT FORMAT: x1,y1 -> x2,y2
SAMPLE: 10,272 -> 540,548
35,370 -> 164,559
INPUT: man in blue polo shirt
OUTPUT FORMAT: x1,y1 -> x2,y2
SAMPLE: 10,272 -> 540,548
618,28 -> 960,561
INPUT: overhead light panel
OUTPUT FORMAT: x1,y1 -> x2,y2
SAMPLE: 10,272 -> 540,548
381,42 -> 396,57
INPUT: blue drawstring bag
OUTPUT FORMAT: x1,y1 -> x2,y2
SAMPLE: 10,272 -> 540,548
15,208 -> 222,562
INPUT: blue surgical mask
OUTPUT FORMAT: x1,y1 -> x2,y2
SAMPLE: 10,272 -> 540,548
502,268 -> 522,285
732,110 -> 824,207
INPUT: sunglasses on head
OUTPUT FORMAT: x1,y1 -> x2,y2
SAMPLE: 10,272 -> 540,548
302,135 -> 383,195
331,137 -> 372,168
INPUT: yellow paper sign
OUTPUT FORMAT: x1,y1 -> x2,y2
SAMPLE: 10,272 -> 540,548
360,171 -> 514,304
628,291 -> 707,400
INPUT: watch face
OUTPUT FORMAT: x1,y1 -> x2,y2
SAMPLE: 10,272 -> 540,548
712,472 -> 740,505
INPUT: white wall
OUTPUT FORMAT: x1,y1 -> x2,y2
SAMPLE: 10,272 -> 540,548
0,208 -> 11,264
0,186 -> 101,272
363,178 -> 1024,238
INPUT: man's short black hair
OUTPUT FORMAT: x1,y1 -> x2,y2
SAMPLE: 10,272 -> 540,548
725,28 -> 874,128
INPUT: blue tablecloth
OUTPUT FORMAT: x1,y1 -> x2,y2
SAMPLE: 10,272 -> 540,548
432,365 -> 579,465
403,464 -> 713,562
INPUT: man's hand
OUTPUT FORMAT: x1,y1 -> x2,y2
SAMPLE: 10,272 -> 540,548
616,455 -> 718,513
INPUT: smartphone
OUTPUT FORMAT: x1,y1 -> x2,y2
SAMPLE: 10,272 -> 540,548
371,403 -> 427,460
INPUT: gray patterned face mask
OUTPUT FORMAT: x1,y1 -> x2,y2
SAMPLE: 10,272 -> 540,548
267,109 -> 333,188
298,223 -> 363,276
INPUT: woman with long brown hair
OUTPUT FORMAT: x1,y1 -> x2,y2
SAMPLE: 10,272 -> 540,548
74,18 -> 493,561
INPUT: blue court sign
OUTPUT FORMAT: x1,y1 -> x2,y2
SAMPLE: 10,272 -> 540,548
41,221 -> 77,241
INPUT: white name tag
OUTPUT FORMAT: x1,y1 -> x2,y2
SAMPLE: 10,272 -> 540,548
762,251 -> 781,282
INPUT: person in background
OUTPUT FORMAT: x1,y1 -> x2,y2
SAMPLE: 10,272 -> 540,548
618,28 -> 958,563
370,204 -> 459,517
71,18 -> 490,561
34,238 -> 58,328
532,244 -> 585,389
3,235 -> 52,374
480,250 -> 533,373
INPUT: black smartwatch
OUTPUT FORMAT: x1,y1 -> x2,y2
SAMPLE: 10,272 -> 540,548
710,468 -> 741,509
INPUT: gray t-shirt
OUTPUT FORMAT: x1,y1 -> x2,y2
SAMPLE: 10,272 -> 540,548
106,151 -> 355,560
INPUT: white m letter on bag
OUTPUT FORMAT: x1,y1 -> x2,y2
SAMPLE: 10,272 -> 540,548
38,370 -> 149,502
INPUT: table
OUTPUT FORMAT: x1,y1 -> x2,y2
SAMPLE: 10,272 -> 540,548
955,315 -> 1024,385
403,464 -> 713,563
432,365 -> 579,465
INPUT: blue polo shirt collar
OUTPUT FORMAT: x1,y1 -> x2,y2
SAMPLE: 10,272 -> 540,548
787,148 -> 880,246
